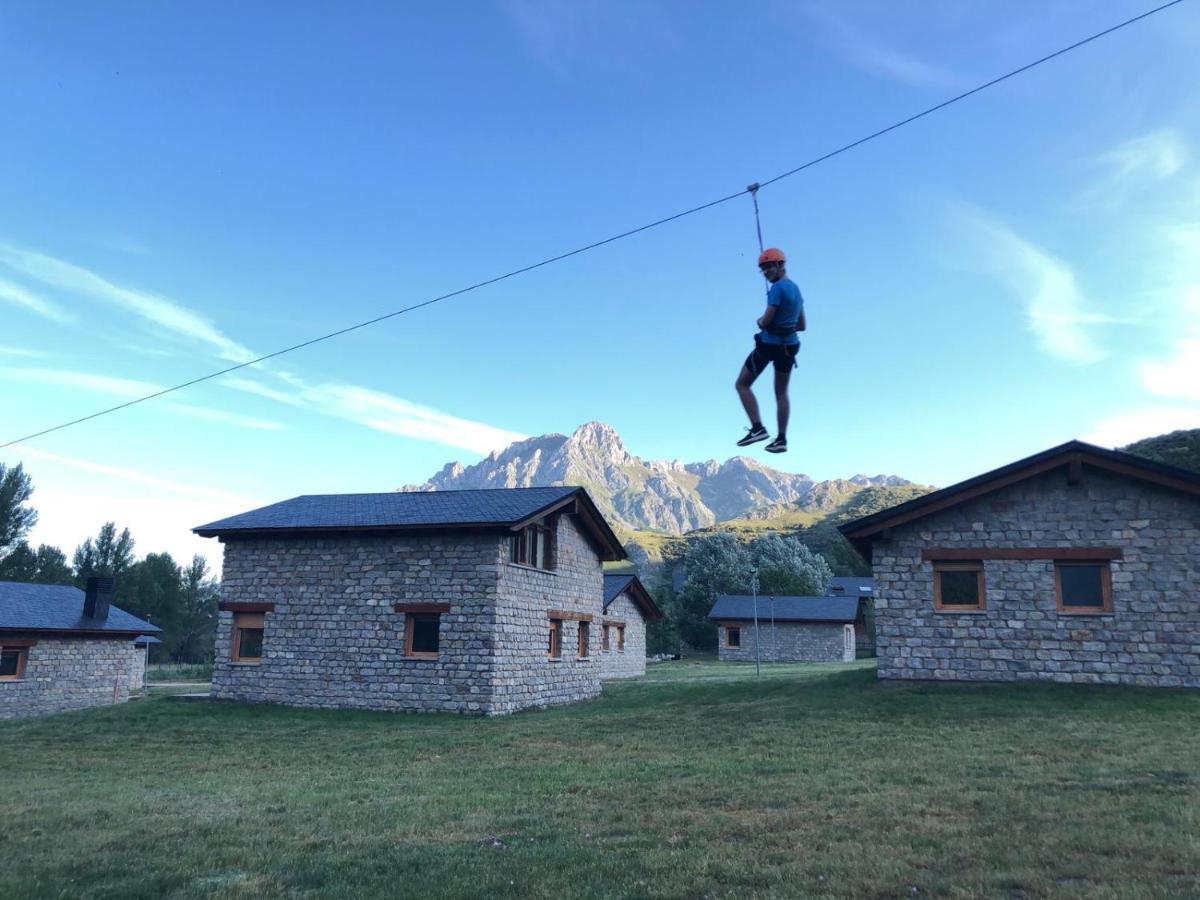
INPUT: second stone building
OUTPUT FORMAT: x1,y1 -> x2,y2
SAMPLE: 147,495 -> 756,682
194,486 -> 628,715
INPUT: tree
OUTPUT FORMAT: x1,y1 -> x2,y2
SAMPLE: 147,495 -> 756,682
0,463 -> 37,560
73,522 -> 136,584
0,542 -> 73,584
176,555 -> 220,662
675,532 -> 755,650
749,534 -> 832,597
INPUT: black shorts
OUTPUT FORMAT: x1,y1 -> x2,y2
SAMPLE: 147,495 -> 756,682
743,338 -> 799,380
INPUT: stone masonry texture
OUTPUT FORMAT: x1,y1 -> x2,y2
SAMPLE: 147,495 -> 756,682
0,637 -> 141,720
599,592 -> 647,680
873,468 -> 1200,688
717,621 -> 849,663
212,513 -> 612,715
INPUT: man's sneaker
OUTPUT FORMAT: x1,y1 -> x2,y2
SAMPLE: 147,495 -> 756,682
764,436 -> 787,453
736,425 -> 769,447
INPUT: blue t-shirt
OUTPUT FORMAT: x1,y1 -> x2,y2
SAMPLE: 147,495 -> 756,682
758,277 -> 803,345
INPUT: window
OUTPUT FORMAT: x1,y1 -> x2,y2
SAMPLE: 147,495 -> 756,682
601,625 -> 610,652
233,612 -> 265,664
548,618 -> 563,660
405,613 -> 441,658
0,646 -> 28,680
933,561 -> 986,611
617,625 -> 625,652
725,626 -> 741,649
577,621 -> 590,659
1055,561 -> 1113,614
510,518 -> 554,570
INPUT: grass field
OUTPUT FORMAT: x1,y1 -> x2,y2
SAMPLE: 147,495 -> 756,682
2,661 -> 1198,899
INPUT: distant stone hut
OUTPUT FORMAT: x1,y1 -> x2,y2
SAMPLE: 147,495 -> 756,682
708,595 -> 860,663
600,574 -> 661,680
839,440 -> 1200,688
0,578 -> 159,720
194,486 -> 628,715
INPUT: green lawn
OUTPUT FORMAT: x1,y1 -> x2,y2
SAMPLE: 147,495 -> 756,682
2,663 -> 1198,899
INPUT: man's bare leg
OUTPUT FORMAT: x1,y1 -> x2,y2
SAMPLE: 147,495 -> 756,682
736,365 -> 762,426
773,369 -> 791,438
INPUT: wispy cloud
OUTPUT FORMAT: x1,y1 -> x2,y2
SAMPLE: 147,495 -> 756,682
0,366 -> 287,432
0,245 -> 255,363
1083,406 -> 1200,448
1102,130 -> 1187,182
0,277 -> 75,324
502,0 -> 679,72
12,445 -> 259,505
224,374 -> 527,454
0,346 -> 49,359
956,209 -> 1113,365
803,3 -> 966,89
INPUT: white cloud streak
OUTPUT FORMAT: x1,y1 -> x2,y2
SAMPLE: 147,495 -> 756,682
0,277 -> 75,324
957,210 -> 1111,365
803,2 -> 966,89
1083,407 -> 1200,448
0,366 -> 287,432
0,245 -> 255,363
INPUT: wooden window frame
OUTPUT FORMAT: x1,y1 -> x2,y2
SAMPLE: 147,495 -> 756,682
232,612 -> 265,664
577,620 -> 590,659
404,612 -> 441,659
725,626 -> 741,649
933,561 -> 987,612
0,644 -> 32,681
510,517 -> 556,571
601,624 -> 610,652
548,618 -> 563,660
1054,560 -> 1113,615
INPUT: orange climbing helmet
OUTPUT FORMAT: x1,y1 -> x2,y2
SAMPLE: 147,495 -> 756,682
758,247 -> 786,266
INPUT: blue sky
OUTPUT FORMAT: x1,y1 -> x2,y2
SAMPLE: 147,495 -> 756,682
2,1 -> 1198,566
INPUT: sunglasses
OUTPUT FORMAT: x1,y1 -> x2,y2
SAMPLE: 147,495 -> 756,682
759,262 -> 782,270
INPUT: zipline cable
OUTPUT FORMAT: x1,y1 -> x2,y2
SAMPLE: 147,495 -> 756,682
0,0 -> 1186,451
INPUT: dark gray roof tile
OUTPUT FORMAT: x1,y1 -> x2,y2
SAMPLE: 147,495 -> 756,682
708,594 -> 858,624
0,581 -> 160,635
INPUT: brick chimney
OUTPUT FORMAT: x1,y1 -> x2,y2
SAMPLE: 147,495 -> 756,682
83,576 -> 114,621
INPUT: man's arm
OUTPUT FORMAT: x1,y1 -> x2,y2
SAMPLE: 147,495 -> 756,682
795,310 -> 806,332
756,304 -> 776,329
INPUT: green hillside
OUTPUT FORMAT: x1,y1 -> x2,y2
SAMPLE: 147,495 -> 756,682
1121,428 -> 1200,474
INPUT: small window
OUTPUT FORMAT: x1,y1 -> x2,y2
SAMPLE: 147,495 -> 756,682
726,626 -> 741,649
577,621 -> 590,659
1056,561 -> 1113,614
933,561 -> 986,611
548,618 -> 563,660
617,624 -> 625,652
405,613 -> 441,658
233,612 -> 265,664
511,519 -> 555,570
0,647 -> 28,680
601,625 -> 610,652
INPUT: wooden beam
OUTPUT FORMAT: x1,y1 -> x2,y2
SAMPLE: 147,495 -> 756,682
922,548 -> 1123,561
219,602 -> 276,613
547,609 -> 594,623
1067,455 -> 1083,485
393,603 -> 451,614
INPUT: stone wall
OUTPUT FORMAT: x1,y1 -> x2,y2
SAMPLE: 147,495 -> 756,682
491,514 -> 604,713
599,592 -> 647,680
716,621 -> 848,663
873,469 -> 1200,688
213,531 -> 505,714
0,636 -> 140,720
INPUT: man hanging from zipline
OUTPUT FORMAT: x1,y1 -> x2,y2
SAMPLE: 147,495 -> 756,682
735,247 -> 805,453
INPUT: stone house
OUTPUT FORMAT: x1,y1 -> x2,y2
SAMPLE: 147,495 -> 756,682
708,595 -> 859,663
600,573 -> 661,679
194,486 -> 627,715
839,440 -> 1200,688
829,576 -> 876,653
0,578 -> 160,720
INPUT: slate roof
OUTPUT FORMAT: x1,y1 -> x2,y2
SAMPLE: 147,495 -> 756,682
135,634 -> 162,646
828,576 -> 873,598
708,594 -> 858,624
195,486 -> 626,561
0,581 -> 160,636
602,573 -> 663,621
838,440 -> 1200,559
